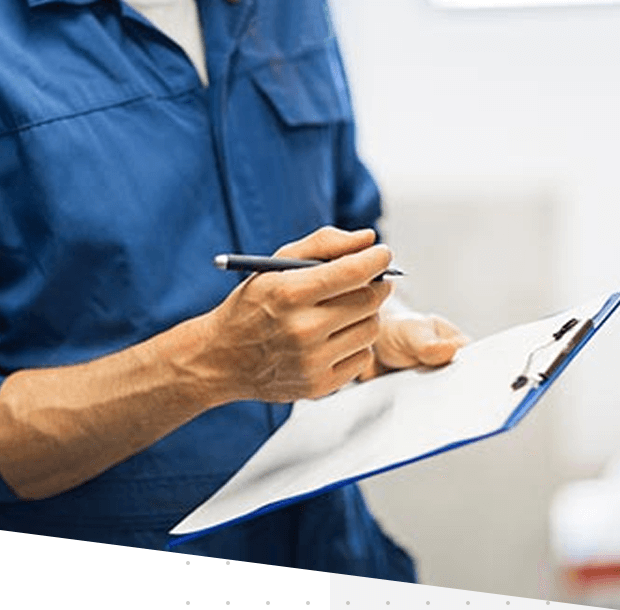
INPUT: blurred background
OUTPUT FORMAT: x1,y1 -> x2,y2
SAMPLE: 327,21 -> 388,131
329,0 -> 620,605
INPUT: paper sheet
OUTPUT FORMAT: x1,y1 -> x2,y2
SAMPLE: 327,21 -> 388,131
170,296 -> 608,537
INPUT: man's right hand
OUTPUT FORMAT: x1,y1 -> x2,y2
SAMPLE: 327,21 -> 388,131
179,226 -> 394,404
0,226 -> 392,499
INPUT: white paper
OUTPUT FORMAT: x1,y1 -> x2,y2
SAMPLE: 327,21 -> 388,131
170,297 -> 608,536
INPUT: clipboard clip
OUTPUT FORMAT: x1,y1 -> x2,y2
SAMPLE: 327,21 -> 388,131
511,317 -> 593,391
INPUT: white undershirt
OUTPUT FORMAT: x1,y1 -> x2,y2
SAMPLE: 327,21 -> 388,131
124,0 -> 209,86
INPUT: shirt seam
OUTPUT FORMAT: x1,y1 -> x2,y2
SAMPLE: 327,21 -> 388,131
237,39 -> 337,80
0,42 -> 336,140
0,87 -> 200,141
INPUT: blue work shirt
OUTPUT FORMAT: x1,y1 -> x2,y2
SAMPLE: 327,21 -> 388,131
0,0 -> 416,582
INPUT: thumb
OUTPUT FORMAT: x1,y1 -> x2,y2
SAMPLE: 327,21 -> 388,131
415,336 -> 464,367
275,226 -> 376,261
385,317 -> 467,368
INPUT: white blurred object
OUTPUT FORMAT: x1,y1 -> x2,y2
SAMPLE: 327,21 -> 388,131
603,456 -> 620,480
551,466 -> 620,607
551,479 -> 620,564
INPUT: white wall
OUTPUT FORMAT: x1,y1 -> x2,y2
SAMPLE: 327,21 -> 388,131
330,0 -> 620,470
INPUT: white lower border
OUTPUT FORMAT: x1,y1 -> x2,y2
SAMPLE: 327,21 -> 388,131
0,529 -> 605,609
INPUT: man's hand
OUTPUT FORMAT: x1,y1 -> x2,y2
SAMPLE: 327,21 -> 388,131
181,226 -> 394,403
359,311 -> 470,381
0,225 -> 392,499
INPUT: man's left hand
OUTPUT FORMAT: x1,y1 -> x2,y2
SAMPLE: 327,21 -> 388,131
359,312 -> 470,381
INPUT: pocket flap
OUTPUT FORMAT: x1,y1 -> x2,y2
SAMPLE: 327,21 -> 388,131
250,45 -> 352,127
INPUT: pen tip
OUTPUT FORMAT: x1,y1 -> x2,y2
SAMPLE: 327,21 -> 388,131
213,254 -> 228,270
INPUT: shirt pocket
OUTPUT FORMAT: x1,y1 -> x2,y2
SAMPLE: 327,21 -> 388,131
225,43 -> 354,253
249,43 -> 352,127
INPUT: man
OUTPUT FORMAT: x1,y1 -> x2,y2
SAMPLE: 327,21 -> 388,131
0,0 -> 467,582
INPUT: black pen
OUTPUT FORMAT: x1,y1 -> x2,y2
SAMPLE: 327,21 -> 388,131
213,254 -> 406,277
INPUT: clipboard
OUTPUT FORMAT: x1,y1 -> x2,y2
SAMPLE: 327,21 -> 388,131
167,292 -> 620,548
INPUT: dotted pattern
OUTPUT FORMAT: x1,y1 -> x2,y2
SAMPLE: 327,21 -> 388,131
180,557 -> 557,607
2,527 -> 572,609
309,600 -> 554,606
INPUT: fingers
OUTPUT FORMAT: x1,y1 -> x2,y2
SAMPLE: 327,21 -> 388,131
305,346 -> 374,399
275,226 -> 376,260
415,337 -> 464,367
277,244 -> 393,305
430,315 -> 470,345
217,226 -> 409,401
257,243 -> 393,311
370,315 -> 470,372
326,348 -> 374,395
325,315 -> 381,366
281,315 -> 379,398
402,316 -> 469,367
315,280 -> 394,335
261,227 -> 393,307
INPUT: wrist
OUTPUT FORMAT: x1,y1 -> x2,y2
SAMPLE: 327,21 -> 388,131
147,312 -> 243,410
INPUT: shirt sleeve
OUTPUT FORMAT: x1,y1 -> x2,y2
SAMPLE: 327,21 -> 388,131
0,373 -> 23,503
0,475 -> 20,502
331,42 -> 383,239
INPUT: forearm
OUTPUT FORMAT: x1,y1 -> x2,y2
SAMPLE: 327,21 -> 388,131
0,319 -> 234,500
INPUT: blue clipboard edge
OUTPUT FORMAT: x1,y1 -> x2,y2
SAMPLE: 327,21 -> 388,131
168,292 -> 620,549
168,426 -> 506,548
504,292 -> 620,431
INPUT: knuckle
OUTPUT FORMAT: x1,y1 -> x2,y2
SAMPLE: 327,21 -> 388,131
314,273 -> 331,297
313,226 -> 336,249
312,225 -> 351,253
357,285 -> 376,308
369,284 -> 390,309
344,349 -> 373,385
361,346 -> 374,365
361,315 -> 380,344
379,279 -> 394,301
269,283 -> 298,309
419,343 -> 449,366
316,225 -> 341,239
341,262 -> 365,287
289,318 -> 318,346
367,314 -> 381,337
274,244 -> 292,258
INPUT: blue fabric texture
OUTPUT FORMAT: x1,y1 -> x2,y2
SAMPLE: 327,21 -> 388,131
0,0 -> 415,582
0,476 -> 18,503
